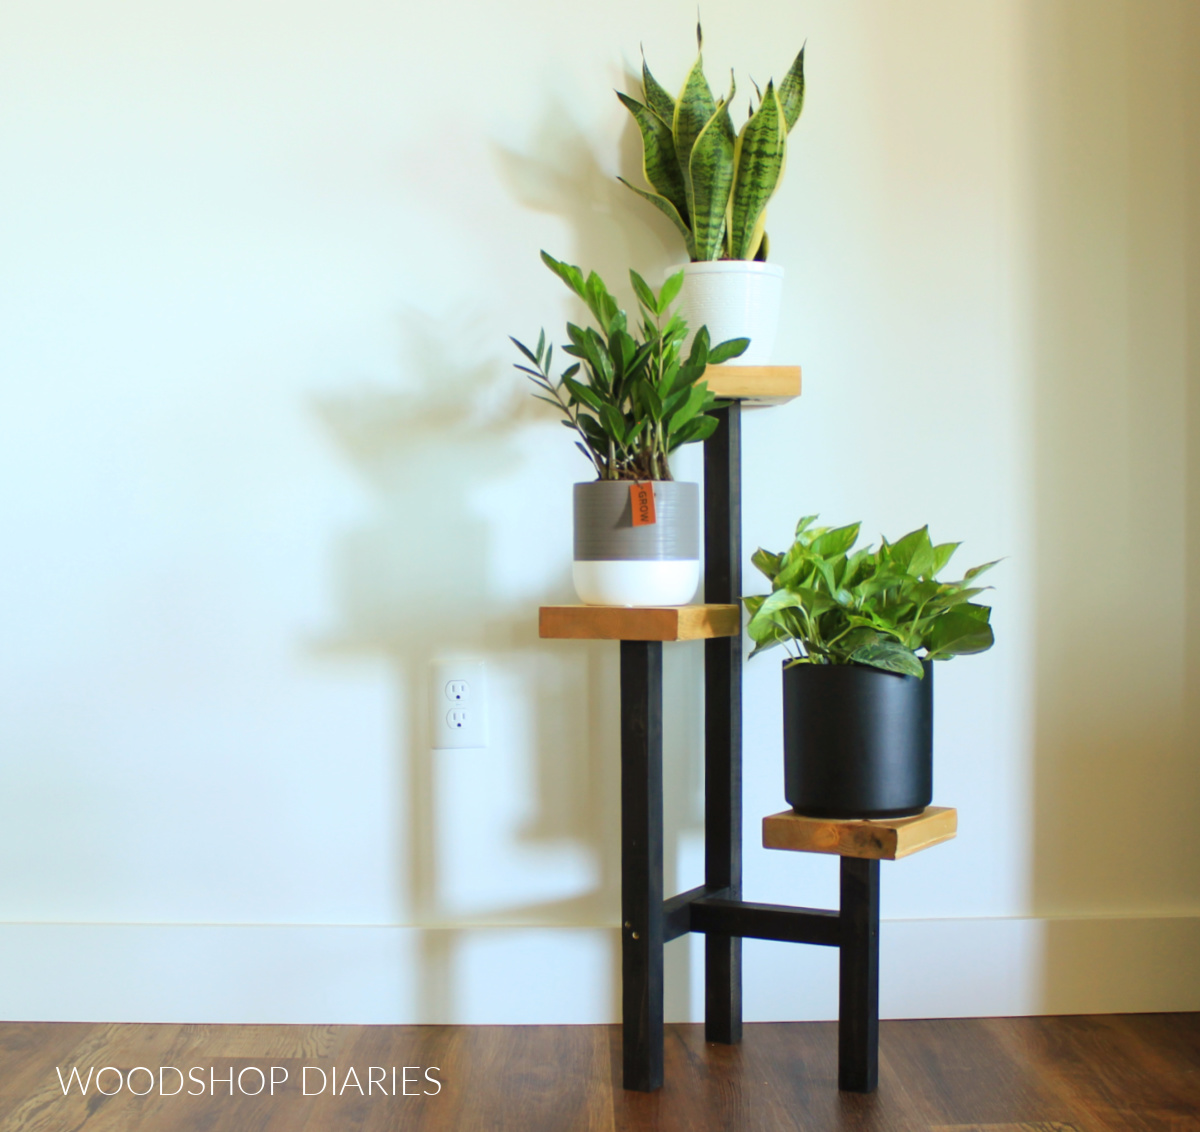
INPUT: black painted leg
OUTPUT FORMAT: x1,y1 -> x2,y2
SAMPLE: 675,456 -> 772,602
620,640 -> 664,1091
703,624 -> 741,1045
838,857 -> 880,1092
704,403 -> 743,1045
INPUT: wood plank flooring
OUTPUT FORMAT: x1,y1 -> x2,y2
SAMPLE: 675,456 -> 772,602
0,1015 -> 1195,1131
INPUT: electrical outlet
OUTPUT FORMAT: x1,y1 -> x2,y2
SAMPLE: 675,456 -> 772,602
430,660 -> 487,749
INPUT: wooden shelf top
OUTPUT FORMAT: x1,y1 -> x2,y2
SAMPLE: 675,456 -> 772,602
539,604 -> 740,642
762,806 -> 957,860
704,364 -> 801,406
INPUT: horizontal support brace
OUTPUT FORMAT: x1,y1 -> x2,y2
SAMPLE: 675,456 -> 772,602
660,890 -> 841,947
694,898 -> 841,946
662,885 -> 727,943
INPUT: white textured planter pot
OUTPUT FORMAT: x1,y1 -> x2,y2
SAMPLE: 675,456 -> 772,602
668,260 -> 785,366
572,481 -> 699,607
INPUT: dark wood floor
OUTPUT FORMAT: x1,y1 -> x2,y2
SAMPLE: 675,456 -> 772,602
0,1015 -> 1196,1131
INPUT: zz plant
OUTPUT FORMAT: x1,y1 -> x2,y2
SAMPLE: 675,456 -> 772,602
618,24 -> 805,262
745,517 -> 997,677
511,252 -> 747,481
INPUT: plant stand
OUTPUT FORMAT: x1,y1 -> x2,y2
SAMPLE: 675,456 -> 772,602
539,366 -> 958,1094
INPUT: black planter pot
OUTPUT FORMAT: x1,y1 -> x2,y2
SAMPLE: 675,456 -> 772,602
782,660 -> 933,819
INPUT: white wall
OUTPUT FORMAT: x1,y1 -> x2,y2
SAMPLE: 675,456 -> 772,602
1,0 -> 1197,1023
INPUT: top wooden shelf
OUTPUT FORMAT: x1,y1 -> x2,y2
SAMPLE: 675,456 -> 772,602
539,604 -> 740,642
704,365 -> 801,406
762,806 -> 957,860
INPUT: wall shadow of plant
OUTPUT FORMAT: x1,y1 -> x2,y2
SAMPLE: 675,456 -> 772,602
493,83 -> 685,302
493,93 -> 710,1020
311,309 -> 636,1021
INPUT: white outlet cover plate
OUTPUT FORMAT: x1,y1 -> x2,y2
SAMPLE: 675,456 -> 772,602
429,659 -> 488,749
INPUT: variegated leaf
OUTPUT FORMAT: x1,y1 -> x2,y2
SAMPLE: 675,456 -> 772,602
688,99 -> 735,260
617,92 -> 689,223
779,44 -> 806,132
728,81 -> 785,260
672,52 -> 717,231
616,178 -> 697,259
641,57 -> 676,126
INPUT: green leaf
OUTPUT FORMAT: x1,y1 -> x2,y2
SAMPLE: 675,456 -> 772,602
923,586 -> 987,614
577,414 -> 608,447
688,99 -> 736,260
562,375 -> 601,411
668,383 -> 711,433
641,383 -> 664,420
909,545 -> 937,579
924,608 -> 995,659
841,547 -> 873,590
728,81 -> 786,260
776,546 -> 815,589
963,559 -> 1001,582
641,56 -> 676,126
510,336 -> 539,365
616,178 -> 697,259
778,44 -> 805,132
851,641 -> 924,678
609,327 -> 635,375
540,251 -> 586,299
599,403 -> 627,445
751,586 -> 806,621
751,547 -> 782,579
670,414 -> 719,447
583,272 -> 619,334
931,541 -> 960,576
685,324 -> 711,371
708,336 -> 750,364
888,526 -> 931,571
629,269 -> 658,317
811,522 -> 861,558
659,270 -> 684,312
672,51 -> 718,226
617,91 -> 690,224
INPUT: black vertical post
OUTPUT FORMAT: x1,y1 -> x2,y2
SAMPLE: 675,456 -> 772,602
703,402 -> 743,1044
838,857 -> 880,1092
620,639 -> 664,1092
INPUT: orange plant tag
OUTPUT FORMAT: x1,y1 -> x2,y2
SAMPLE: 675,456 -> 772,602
630,481 -> 657,527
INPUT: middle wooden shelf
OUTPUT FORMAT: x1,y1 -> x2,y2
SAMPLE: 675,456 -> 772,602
538,604 -> 740,642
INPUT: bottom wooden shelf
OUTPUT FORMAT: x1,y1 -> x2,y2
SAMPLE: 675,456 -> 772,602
762,806 -> 957,860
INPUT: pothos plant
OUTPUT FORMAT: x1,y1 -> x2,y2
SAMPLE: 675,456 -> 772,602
744,517 -> 997,678
618,24 -> 805,262
511,251 -> 747,481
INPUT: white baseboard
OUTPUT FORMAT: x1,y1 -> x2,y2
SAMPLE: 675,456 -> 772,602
0,915 -> 1196,1025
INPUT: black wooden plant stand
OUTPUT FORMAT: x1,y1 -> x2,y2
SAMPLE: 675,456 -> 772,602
539,370 -> 957,1094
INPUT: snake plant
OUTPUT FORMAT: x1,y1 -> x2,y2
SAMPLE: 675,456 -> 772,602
618,24 -> 805,262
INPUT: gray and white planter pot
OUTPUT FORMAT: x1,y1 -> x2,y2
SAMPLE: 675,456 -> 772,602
572,480 -> 700,607
668,260 -> 785,366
